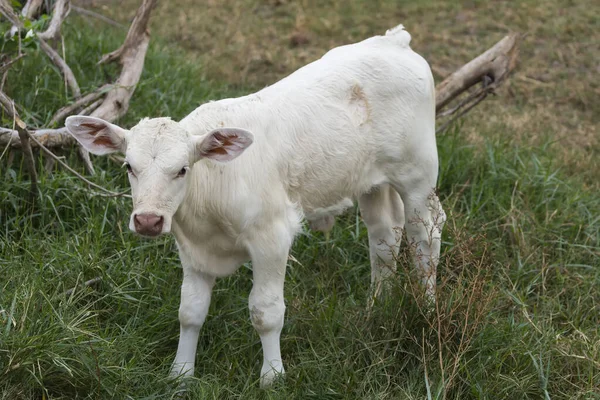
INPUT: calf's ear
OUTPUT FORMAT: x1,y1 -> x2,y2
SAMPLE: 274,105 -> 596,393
65,116 -> 128,155
193,127 -> 254,163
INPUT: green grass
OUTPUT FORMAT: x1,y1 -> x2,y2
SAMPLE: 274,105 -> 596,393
1,14 -> 599,400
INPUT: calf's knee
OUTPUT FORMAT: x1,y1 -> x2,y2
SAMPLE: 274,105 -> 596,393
249,290 -> 285,334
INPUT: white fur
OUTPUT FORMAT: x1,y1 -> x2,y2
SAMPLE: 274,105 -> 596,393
66,24 -> 445,388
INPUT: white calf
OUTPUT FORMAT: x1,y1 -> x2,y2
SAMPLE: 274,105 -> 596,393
66,24 -> 444,387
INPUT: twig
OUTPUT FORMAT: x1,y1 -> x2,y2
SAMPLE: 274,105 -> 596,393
1,54 -> 26,92
78,145 -> 95,175
436,90 -> 489,134
79,98 -> 103,116
0,54 -> 26,76
48,84 -> 111,126
72,5 -> 127,29
63,277 -> 103,296
437,84 -> 489,118
0,90 -> 38,199
38,38 -> 81,98
25,130 -> 130,197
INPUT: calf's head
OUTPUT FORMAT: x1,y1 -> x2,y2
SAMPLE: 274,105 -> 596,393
66,116 -> 253,237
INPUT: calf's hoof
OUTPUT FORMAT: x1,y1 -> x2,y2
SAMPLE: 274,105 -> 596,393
260,362 -> 285,388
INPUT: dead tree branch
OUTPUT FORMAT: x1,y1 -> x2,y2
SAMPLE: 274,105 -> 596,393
0,0 -> 157,185
49,84 -> 111,126
2,1 -> 81,98
435,33 -> 520,112
92,0 -> 157,120
0,0 -> 20,26
0,127 -> 73,148
25,129 -> 130,197
0,91 -> 38,198
21,0 -> 43,19
38,0 -> 71,41
0,54 -> 25,76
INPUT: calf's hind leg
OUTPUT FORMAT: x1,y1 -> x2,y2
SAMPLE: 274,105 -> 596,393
391,176 -> 445,299
359,183 -> 405,297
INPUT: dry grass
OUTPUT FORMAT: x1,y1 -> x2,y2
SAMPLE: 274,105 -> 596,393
81,0 -> 599,184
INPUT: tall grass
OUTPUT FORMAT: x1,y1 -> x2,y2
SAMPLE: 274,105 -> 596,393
1,18 -> 598,400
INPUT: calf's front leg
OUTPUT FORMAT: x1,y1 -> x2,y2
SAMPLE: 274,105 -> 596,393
171,268 -> 215,378
247,223 -> 291,387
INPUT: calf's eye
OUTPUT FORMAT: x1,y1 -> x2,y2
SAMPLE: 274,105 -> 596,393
124,162 -> 134,175
177,167 -> 188,178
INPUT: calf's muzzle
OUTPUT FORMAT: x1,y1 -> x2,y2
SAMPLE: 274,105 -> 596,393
133,213 -> 164,237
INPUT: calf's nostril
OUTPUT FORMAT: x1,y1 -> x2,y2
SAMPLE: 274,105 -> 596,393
153,216 -> 164,229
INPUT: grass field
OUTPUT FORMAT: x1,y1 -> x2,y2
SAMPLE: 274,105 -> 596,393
1,1 -> 599,399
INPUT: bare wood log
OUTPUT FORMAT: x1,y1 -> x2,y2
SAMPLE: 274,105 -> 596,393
75,0 -> 156,173
0,91 -> 38,198
435,33 -> 520,112
38,0 -> 71,41
0,127 -> 73,148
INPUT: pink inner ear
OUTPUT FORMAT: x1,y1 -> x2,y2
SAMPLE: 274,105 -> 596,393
211,132 -> 236,154
80,122 -> 119,149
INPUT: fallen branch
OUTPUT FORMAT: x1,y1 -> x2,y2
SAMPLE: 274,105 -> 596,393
435,33 -> 520,112
38,0 -> 71,41
0,127 -> 74,148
